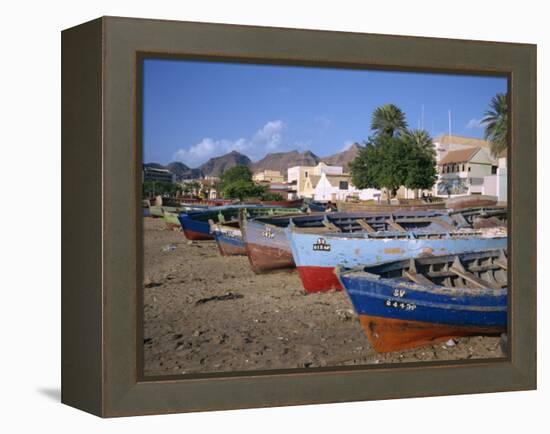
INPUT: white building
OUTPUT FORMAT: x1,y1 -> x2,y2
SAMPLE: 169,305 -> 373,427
436,146 -> 498,197
288,162 -> 343,197
313,172 -> 380,202
482,149 -> 507,203
433,134 -> 493,164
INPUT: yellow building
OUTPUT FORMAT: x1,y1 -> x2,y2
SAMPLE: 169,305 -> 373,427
252,170 -> 284,183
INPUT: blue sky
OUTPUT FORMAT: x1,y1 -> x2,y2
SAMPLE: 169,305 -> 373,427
143,58 -> 507,167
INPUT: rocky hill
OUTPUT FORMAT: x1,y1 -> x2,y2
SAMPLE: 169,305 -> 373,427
251,150 -> 320,178
321,143 -> 362,172
198,151 -> 252,177
145,145 -> 362,181
165,162 -> 202,180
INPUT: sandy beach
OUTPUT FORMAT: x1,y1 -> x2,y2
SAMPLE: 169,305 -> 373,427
143,217 -> 504,377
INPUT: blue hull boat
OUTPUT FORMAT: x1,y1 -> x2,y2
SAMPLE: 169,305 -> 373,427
242,210 -> 452,273
209,221 -> 247,256
178,205 -> 304,241
287,227 -> 506,292
336,249 -> 507,352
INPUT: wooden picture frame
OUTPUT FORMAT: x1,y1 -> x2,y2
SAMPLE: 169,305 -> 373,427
61,16 -> 536,417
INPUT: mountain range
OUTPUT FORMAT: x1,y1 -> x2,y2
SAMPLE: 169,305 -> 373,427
144,143 -> 362,181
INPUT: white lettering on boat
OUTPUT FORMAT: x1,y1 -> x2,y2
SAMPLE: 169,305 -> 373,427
313,238 -> 331,251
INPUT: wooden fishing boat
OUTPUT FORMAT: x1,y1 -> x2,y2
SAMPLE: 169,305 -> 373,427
149,204 -> 165,218
336,199 -> 446,212
304,200 -> 332,212
244,198 -> 304,208
178,205 -> 304,241
448,206 -> 507,228
446,195 -> 498,210
288,225 -> 506,293
179,198 -> 233,207
142,199 -> 151,217
209,220 -> 246,256
150,204 -> 200,223
336,249 -> 507,352
162,211 -> 182,230
241,210 -> 452,273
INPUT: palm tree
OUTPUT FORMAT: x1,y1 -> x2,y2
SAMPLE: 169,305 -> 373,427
371,104 -> 408,138
401,128 -> 435,157
482,93 -> 508,157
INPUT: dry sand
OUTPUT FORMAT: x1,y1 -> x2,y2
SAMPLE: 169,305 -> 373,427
143,217 -> 504,377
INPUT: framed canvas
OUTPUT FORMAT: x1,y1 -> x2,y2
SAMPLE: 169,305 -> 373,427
61,16 -> 536,417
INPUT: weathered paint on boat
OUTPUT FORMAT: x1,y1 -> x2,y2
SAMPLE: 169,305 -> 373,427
336,200 -> 446,212
357,316 -> 502,352
178,206 -> 304,241
337,250 -> 507,352
242,218 -> 294,272
306,201 -> 330,212
446,195 -> 498,210
449,206 -> 507,228
242,210 -> 454,273
210,221 -> 246,256
149,205 -> 165,218
288,229 -> 506,293
163,212 -> 182,230
245,198 -> 305,208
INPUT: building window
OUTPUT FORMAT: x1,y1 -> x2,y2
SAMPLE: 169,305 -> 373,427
468,166 -> 471,172
339,181 -> 349,190
491,166 -> 497,174
305,171 -> 308,178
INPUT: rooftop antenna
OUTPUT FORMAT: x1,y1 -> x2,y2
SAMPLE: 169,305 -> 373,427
448,110 -> 452,138
421,104 -> 430,129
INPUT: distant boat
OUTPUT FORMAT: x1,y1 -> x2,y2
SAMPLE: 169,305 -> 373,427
336,199 -> 446,212
304,199 -> 332,213
142,199 -> 151,217
209,220 -> 247,256
336,249 -> 507,352
149,205 -> 200,221
288,226 -> 506,293
178,205 -> 304,241
448,206 -> 507,228
149,204 -> 165,218
241,210 -> 452,273
446,195 -> 498,210
163,211 -> 182,230
244,198 -> 305,208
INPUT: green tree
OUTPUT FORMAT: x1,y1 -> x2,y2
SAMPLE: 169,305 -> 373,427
371,104 -> 408,138
222,179 -> 266,200
403,140 -> 437,191
482,93 -> 508,157
219,165 -> 253,187
259,191 -> 284,201
218,165 -> 268,200
142,180 -> 180,198
401,128 -> 435,158
350,134 -> 436,202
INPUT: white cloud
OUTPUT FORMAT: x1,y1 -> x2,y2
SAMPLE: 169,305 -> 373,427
466,118 -> 486,129
172,120 -> 287,167
251,120 -> 284,151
